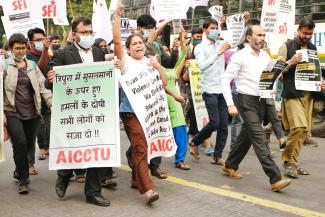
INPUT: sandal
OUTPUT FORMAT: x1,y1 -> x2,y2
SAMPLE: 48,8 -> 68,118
75,174 -> 86,183
189,143 -> 200,160
102,179 -> 117,188
151,169 -> 168,179
145,190 -> 159,205
29,166 -> 38,175
175,162 -> 190,170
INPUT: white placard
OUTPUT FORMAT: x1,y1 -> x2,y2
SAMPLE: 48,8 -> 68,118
119,59 -> 177,162
152,0 -> 190,21
226,14 -> 245,48
53,16 -> 69,26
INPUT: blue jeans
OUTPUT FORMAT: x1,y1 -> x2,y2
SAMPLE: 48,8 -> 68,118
192,93 -> 228,159
173,126 -> 188,164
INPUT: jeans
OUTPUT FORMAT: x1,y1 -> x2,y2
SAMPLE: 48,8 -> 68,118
230,94 -> 244,150
6,116 -> 40,181
192,93 -> 228,159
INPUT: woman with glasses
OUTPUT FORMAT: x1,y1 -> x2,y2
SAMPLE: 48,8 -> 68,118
2,33 -> 52,194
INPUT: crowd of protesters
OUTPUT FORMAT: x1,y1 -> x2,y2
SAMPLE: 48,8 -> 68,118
1,3 -> 325,207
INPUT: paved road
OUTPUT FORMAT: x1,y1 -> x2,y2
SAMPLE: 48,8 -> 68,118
1,131 -> 325,217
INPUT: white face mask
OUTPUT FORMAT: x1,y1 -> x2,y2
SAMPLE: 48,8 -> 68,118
143,29 -> 151,38
78,35 -> 95,49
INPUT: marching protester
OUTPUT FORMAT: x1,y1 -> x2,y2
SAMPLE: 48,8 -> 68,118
221,25 -> 291,191
113,4 -> 167,205
161,29 -> 190,170
2,33 -> 52,194
26,28 -> 52,163
278,17 -> 317,178
124,13 -> 172,180
181,27 -> 214,155
189,18 -> 231,166
46,17 -> 110,207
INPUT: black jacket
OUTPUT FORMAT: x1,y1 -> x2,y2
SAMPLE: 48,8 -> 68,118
45,43 -> 105,89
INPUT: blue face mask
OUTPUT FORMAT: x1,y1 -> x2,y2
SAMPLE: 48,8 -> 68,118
192,38 -> 202,45
34,41 -> 44,52
208,30 -> 220,41
79,35 -> 95,49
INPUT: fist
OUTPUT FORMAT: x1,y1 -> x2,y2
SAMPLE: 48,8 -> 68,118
228,105 -> 238,117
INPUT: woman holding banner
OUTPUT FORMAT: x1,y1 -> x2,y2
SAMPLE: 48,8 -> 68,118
161,30 -> 190,170
2,33 -> 52,194
113,4 -> 168,205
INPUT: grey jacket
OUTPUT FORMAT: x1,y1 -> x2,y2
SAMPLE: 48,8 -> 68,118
2,57 -> 52,116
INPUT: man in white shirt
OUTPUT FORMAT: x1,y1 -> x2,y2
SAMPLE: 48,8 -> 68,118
221,25 -> 291,191
189,18 -> 231,165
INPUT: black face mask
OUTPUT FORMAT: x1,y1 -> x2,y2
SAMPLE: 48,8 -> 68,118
52,44 -> 61,51
101,48 -> 109,54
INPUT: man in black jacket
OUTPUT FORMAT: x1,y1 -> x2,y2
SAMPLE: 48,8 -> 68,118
47,17 -> 110,207
278,17 -> 316,178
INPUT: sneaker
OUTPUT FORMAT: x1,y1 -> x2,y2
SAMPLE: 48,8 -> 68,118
18,181 -> 29,194
303,138 -> 318,147
205,146 -> 214,156
283,162 -> 298,178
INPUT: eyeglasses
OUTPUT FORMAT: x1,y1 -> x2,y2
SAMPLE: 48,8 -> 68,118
75,31 -> 95,36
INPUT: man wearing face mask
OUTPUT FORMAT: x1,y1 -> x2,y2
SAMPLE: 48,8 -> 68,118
49,34 -> 62,53
46,17 -> 110,207
24,28 -> 52,175
189,18 -> 231,165
221,25 -> 291,191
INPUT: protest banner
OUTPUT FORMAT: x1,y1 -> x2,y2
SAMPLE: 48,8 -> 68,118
189,60 -> 209,130
295,49 -> 322,92
1,0 -> 31,20
208,5 -> 223,30
119,61 -> 177,162
1,15 -> 44,38
188,0 -> 209,8
121,18 -> 131,44
261,0 -> 296,55
49,62 -> 120,170
226,14 -> 245,48
259,59 -> 287,98
152,0 -> 190,21
53,16 -> 69,26
29,0 -> 67,19
0,69 -> 5,163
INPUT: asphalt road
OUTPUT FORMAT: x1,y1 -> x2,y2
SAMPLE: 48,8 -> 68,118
1,131 -> 325,217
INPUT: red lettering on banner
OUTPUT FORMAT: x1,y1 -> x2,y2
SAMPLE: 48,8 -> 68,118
150,137 -> 174,155
42,0 -> 57,17
12,0 -> 27,11
56,148 -> 111,164
101,148 -> 110,160
57,151 -> 67,164
279,23 -> 287,35
84,149 -> 92,162
73,150 -> 82,163
92,148 -> 100,160
268,0 -> 275,6
68,150 -> 73,163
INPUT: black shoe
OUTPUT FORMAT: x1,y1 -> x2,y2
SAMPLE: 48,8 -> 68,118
18,181 -> 29,194
151,169 -> 167,179
279,142 -> 286,152
86,194 -> 110,207
126,150 -> 133,169
55,176 -> 70,198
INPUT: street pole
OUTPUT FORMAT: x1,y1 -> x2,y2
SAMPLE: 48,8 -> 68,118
191,7 -> 195,28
